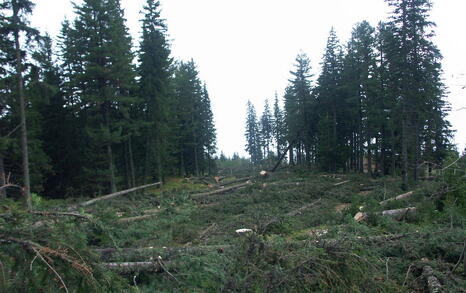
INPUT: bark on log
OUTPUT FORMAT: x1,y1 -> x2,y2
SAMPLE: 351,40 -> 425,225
69,182 -> 162,210
379,191 -> 414,206
191,181 -> 251,200
422,266 -> 444,293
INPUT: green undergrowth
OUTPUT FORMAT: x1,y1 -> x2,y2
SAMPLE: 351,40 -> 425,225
1,168 -> 465,292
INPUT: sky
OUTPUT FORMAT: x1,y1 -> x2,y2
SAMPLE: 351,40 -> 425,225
30,0 -> 466,157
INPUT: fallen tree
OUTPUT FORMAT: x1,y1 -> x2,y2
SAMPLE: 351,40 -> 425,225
94,245 -> 228,262
379,191 -> 414,206
354,207 -> 417,222
333,180 -> 350,187
102,261 -> 161,273
32,211 -> 91,220
69,182 -> 162,210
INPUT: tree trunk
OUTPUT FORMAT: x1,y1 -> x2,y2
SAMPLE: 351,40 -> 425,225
13,8 -> 31,210
155,135 -> 163,183
0,155 -> 6,199
104,106 -> 117,193
401,113 -> 409,190
128,135 -> 136,187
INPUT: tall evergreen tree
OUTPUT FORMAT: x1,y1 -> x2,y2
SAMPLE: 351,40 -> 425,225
316,28 -> 344,171
272,93 -> 286,158
0,0 -> 40,208
245,100 -> 262,164
138,0 -> 172,183
260,99 -> 273,158
60,0 -> 136,194
385,0 -> 451,187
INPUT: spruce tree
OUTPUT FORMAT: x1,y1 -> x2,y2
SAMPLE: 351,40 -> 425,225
60,0 -> 136,194
260,99 -> 273,158
316,28 -> 344,171
0,0 -> 40,208
245,101 -> 262,164
139,0 -> 172,183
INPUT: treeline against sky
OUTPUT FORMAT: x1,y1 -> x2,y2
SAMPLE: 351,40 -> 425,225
0,0 -> 216,199
245,0 -> 452,188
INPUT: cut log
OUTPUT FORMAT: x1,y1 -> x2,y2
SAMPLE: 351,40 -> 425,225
381,207 -> 416,218
333,180 -> 350,186
379,191 -> 414,206
191,181 -> 251,200
354,207 -> 417,222
69,182 -> 162,210
422,266 -> 444,293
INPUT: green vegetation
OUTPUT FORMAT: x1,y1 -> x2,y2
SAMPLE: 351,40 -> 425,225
1,162 -> 464,292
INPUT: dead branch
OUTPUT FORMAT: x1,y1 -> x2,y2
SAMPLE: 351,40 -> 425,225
379,191 -> 414,206
0,236 -> 92,275
191,181 -> 251,200
69,182 -> 162,210
333,180 -> 350,186
422,266 -> 444,293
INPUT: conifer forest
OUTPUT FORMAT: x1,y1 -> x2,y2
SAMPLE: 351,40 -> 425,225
0,0 -> 465,292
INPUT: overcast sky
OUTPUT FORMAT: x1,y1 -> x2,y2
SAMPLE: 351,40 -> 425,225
31,0 -> 466,157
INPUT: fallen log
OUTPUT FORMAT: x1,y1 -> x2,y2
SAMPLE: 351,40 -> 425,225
94,245 -> 228,262
118,213 -> 158,223
69,182 -> 162,210
354,207 -> 417,222
32,211 -> 90,220
191,181 -> 251,200
102,261 -> 160,273
379,191 -> 414,206
422,266 -> 444,293
333,180 -> 350,186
